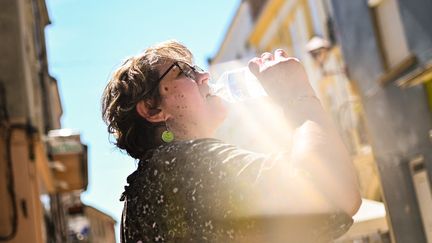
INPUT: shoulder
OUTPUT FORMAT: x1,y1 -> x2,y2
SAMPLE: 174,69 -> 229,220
151,138 -> 242,164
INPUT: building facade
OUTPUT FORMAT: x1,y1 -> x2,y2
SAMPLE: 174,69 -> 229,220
331,0 -> 432,242
65,192 -> 116,243
0,0 -> 115,242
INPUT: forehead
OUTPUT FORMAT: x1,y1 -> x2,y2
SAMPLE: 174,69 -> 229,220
160,59 -> 194,74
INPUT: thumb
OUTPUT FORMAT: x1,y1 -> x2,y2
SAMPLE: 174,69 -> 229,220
248,57 -> 261,77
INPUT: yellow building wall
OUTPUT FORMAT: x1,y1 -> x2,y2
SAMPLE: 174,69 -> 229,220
0,127 -> 12,238
0,127 -> 44,243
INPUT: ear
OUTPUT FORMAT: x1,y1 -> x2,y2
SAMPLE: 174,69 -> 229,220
136,100 -> 166,123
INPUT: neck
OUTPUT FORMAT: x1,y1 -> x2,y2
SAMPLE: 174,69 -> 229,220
157,122 -> 214,142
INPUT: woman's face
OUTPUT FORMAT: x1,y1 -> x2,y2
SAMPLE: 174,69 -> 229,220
158,61 -> 227,139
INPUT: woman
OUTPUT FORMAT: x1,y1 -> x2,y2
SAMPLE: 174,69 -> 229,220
102,40 -> 361,242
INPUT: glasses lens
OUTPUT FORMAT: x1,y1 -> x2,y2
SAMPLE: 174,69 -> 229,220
177,62 -> 196,80
177,61 -> 206,81
193,65 -> 204,73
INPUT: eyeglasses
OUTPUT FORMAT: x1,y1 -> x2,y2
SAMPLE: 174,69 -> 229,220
141,61 -> 205,99
159,61 -> 204,83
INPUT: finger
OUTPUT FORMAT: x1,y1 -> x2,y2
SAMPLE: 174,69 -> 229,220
248,57 -> 261,76
274,49 -> 288,61
261,52 -> 273,62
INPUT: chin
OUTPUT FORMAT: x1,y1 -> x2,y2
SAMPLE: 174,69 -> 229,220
208,95 -> 228,116
201,95 -> 227,134
207,106 -> 228,135
215,99 -> 228,124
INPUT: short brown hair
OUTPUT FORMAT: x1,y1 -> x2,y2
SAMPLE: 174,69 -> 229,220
101,40 -> 193,159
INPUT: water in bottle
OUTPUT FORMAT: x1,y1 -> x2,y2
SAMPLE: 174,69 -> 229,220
209,67 -> 267,103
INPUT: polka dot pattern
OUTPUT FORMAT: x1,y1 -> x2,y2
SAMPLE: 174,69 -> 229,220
120,139 -> 352,242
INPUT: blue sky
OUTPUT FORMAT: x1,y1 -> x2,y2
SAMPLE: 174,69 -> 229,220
45,0 -> 240,240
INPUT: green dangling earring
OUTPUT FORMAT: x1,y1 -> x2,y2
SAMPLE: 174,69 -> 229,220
161,123 -> 174,143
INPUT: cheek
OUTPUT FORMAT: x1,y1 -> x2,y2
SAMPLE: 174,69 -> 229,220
162,86 -> 204,117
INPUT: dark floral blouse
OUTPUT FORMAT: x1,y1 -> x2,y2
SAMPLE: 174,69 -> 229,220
120,138 -> 353,243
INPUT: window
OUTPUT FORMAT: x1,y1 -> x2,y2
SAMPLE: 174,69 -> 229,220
369,0 -> 415,83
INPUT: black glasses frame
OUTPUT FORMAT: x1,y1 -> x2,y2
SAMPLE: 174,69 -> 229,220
139,61 -> 204,100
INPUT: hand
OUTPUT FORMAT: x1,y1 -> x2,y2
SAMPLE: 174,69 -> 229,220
248,50 -> 315,105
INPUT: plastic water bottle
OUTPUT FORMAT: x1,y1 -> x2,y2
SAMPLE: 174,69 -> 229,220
210,67 -> 267,103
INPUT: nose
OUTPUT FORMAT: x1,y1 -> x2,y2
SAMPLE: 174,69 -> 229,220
196,71 -> 210,85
